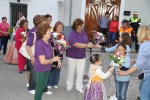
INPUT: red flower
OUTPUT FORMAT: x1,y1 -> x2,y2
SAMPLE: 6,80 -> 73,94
57,34 -> 62,40
66,42 -> 70,46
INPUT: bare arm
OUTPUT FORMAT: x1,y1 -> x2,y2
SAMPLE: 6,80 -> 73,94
73,42 -> 94,48
73,43 -> 87,48
0,30 -> 7,34
117,66 -> 137,76
126,66 -> 137,74
26,45 -> 34,58
38,55 -> 60,65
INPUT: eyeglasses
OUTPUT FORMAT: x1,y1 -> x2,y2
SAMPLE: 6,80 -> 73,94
79,24 -> 84,28
47,31 -> 52,34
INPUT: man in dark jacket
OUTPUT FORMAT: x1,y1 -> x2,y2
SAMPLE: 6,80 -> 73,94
129,12 -> 141,52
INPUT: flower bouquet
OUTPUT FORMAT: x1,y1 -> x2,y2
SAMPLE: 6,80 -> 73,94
53,32 -> 64,40
109,52 -> 126,69
53,39 -> 70,55
20,32 -> 27,42
52,39 -> 70,68
8,26 -> 13,33
21,32 -> 27,37
89,32 -> 106,54
92,32 -> 106,44
50,28 -> 53,32
52,32 -> 70,56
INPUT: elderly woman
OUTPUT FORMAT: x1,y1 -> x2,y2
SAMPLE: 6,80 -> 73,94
47,21 -> 66,89
26,15 -> 46,94
15,19 -> 29,73
66,18 -> 94,93
34,23 -> 61,100
0,17 -> 10,55
117,26 -> 150,100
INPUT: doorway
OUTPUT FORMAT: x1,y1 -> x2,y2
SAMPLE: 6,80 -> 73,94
84,0 -> 121,41
10,3 -> 27,27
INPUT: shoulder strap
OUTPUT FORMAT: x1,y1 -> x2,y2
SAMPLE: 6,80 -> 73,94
3,24 -> 8,31
32,32 -> 36,45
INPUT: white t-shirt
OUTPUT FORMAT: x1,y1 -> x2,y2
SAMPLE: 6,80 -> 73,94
15,16 -> 26,27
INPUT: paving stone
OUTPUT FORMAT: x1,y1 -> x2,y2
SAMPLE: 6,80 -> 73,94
0,50 -> 140,100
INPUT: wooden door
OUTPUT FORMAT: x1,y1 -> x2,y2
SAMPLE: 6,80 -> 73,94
85,0 -> 120,41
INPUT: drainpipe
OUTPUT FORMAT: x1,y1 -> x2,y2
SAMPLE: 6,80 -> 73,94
69,0 -> 72,27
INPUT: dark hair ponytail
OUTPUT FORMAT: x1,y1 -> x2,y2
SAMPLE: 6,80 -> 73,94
89,54 -> 101,63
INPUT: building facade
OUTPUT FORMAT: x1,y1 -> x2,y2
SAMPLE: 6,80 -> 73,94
0,0 -> 150,39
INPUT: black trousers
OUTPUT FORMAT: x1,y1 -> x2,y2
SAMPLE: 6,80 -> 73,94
132,36 -> 139,51
0,36 -> 9,54
27,59 -> 36,91
100,27 -> 108,46
100,27 -> 108,35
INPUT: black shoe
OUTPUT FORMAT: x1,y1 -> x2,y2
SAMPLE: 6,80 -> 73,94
136,97 -> 140,100
135,49 -> 138,53
23,69 -> 26,71
19,71 -> 22,73
3,53 -> 6,55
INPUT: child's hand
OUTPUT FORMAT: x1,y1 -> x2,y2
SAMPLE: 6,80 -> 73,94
116,65 -> 122,69
108,65 -> 114,73
130,59 -> 135,64
94,43 -> 102,48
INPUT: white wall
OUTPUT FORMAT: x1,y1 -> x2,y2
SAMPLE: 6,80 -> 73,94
123,0 -> 150,26
63,0 -> 70,26
71,0 -> 82,24
0,0 -> 58,28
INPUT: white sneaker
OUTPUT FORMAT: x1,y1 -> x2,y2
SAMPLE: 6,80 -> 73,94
26,83 -> 29,87
44,91 -> 53,95
54,86 -> 58,88
67,87 -> 71,91
47,86 -> 51,89
109,94 -> 118,100
29,90 -> 35,95
110,94 -> 116,98
76,89 -> 84,93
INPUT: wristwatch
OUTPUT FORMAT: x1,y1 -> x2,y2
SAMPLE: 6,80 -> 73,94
50,59 -> 53,64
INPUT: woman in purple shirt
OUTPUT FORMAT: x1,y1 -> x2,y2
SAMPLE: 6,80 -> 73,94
66,18 -> 94,93
34,23 -> 61,100
117,26 -> 150,100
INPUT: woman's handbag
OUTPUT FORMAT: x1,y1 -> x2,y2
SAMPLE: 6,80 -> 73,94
19,32 -> 36,59
138,73 -> 144,80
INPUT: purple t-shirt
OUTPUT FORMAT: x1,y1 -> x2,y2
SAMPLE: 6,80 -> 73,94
66,30 -> 89,59
26,27 -> 38,46
34,39 -> 53,72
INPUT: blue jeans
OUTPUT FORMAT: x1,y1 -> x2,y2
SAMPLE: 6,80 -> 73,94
116,80 -> 129,100
109,32 -> 116,44
139,76 -> 150,100
47,67 -> 61,86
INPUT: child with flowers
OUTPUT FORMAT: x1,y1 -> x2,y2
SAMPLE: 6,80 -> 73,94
84,54 -> 114,100
96,32 -> 132,100
111,44 -> 131,100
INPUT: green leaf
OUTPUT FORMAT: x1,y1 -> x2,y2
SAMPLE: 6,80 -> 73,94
109,55 -> 115,60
